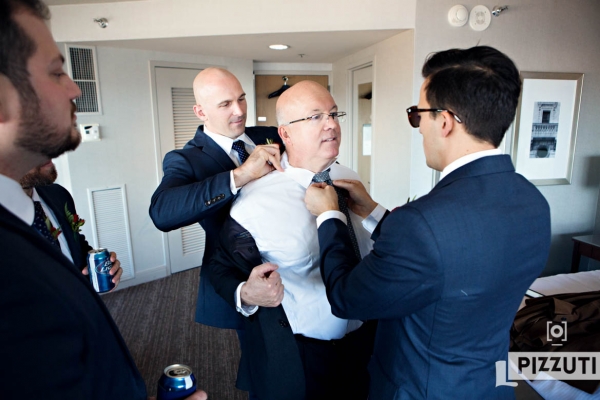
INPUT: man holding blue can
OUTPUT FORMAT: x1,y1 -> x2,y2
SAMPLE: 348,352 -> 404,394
0,0 -> 207,399
20,160 -> 123,288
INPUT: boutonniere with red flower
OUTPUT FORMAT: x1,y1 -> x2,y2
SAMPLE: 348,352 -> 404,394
65,204 -> 85,238
45,217 -> 62,240
265,138 -> 274,145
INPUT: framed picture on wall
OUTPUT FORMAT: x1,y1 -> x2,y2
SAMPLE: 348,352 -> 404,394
511,72 -> 584,185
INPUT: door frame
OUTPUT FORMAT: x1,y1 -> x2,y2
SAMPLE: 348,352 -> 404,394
347,61 -> 374,183
149,61 -> 219,274
253,69 -> 333,121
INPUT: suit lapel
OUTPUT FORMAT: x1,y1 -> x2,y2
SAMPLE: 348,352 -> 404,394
188,127 -> 237,171
0,204 -> 81,275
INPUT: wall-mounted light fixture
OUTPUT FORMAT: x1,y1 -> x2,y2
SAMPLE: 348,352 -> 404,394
93,18 -> 108,28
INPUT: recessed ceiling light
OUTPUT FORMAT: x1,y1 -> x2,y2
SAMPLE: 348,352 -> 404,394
269,44 -> 290,50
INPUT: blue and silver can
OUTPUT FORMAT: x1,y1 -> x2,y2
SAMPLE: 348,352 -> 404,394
157,364 -> 197,400
86,248 -> 115,293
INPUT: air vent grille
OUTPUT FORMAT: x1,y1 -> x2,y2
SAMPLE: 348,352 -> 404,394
66,45 -> 101,114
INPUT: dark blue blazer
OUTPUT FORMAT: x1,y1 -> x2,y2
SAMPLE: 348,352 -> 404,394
317,155 -> 551,399
0,204 -> 146,399
149,125 -> 281,329
37,184 -> 92,269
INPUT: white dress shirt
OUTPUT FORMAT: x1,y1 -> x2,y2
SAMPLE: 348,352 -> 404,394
203,127 -> 256,195
231,152 -> 373,340
0,173 -> 34,225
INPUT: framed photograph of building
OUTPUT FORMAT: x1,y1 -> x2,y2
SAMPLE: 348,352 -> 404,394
511,72 -> 583,185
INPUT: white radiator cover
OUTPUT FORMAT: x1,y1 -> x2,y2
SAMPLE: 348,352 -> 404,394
87,185 -> 134,280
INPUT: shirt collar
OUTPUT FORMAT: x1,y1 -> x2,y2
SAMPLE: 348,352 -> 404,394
203,127 -> 254,154
0,173 -> 35,225
281,152 -> 338,189
440,148 -> 502,181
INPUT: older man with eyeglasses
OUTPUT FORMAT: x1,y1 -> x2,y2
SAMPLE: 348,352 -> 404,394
206,80 -> 377,400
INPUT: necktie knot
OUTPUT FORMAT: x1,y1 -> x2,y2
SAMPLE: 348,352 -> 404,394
232,140 -> 250,164
312,169 -> 333,185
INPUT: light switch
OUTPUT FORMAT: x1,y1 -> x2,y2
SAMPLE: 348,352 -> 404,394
79,123 -> 101,142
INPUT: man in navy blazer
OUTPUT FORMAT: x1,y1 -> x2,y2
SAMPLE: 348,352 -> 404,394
0,2 -> 207,398
149,68 -> 283,339
20,161 -> 123,284
305,46 -> 551,399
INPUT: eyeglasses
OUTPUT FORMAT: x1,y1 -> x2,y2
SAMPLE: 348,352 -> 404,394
281,111 -> 347,126
405,106 -> 462,128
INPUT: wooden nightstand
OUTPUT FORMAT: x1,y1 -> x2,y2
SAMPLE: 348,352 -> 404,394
571,235 -> 600,273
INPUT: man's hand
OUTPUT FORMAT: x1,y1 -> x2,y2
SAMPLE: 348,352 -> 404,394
240,263 -> 284,307
332,179 -> 377,218
304,183 -> 339,216
233,144 -> 282,188
148,388 -> 208,400
82,251 -> 123,291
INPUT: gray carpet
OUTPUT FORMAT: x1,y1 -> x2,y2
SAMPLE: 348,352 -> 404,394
101,267 -> 246,400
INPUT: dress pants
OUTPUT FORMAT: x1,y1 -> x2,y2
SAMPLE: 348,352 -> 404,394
294,320 -> 377,400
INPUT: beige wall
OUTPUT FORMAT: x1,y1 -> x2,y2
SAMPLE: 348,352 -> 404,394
332,31 -> 415,210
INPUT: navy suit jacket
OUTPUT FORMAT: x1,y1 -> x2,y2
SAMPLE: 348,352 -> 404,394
317,155 -> 551,399
0,204 -> 146,399
207,217 -> 305,400
149,125 -> 281,329
37,184 -> 92,269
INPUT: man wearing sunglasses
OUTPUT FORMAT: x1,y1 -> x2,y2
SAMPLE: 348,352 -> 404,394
305,46 -> 551,399
206,80 -> 377,400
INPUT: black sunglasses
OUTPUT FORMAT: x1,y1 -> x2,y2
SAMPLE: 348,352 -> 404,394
405,106 -> 462,128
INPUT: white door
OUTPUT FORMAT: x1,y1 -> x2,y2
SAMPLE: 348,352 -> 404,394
155,67 -> 206,273
351,65 -> 373,193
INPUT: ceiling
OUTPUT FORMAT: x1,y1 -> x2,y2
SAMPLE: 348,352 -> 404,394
45,0 -> 403,63
83,30 -> 403,64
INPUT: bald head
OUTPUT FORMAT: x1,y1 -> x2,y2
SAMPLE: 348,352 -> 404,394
276,80 -> 331,126
193,67 -> 241,104
192,68 -> 247,138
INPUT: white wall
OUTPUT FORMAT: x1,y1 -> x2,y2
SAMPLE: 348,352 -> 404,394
411,0 -> 600,275
57,45 -> 255,288
332,31 -> 415,209
49,0 -> 415,42
53,0 -> 600,286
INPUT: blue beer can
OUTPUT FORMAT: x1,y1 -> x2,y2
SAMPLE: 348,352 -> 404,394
87,248 -> 115,293
157,364 -> 197,400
